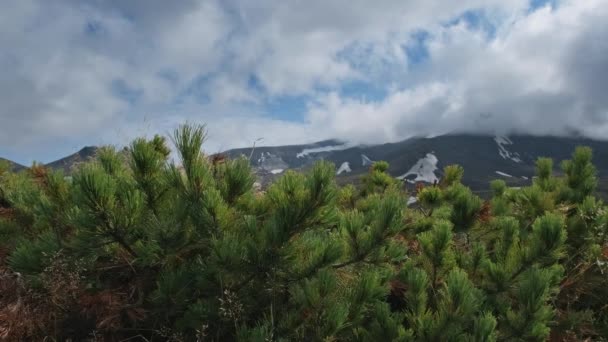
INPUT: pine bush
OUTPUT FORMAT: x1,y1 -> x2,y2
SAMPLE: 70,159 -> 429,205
0,126 -> 606,341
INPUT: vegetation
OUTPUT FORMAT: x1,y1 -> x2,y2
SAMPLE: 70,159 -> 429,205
0,124 -> 607,341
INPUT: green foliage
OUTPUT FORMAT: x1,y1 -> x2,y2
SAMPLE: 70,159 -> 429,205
0,159 -> 10,177
8,231 -> 61,276
441,164 -> 464,187
529,213 -> 567,262
418,186 -> 442,211
503,266 -> 563,341
361,160 -> 398,195
560,146 -> 598,203
1,127 -> 607,341
491,180 -> 507,197
130,136 -> 170,214
534,157 -> 559,192
338,189 -> 408,268
447,184 -> 483,232
490,180 -> 512,216
418,220 -> 455,288
371,160 -> 389,173
337,183 -> 358,209
214,157 -> 255,205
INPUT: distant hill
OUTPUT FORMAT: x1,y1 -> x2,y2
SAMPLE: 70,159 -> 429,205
1,146 -> 101,175
221,134 -> 608,198
0,157 -> 26,172
44,146 -> 100,174
3,134 -> 608,198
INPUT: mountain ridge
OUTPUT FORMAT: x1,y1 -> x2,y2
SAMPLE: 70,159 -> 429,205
0,157 -> 26,172
3,134 -> 608,197
44,146 -> 99,174
221,133 -> 608,196
0,146 -> 100,175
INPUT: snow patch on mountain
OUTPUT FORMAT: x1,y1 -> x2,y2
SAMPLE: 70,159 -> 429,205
361,154 -> 374,166
257,152 -> 270,164
257,152 -> 289,171
336,162 -> 352,175
494,136 -> 522,163
296,143 -> 355,158
495,171 -> 513,178
270,169 -> 284,174
397,153 -> 439,183
407,196 -> 418,206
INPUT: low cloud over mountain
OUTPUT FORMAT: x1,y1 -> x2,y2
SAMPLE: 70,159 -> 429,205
1,0 -> 607,164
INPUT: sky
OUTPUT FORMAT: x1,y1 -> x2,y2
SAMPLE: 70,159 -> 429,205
1,0 -> 607,165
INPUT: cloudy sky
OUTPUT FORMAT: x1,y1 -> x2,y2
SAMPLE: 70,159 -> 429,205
1,0 -> 607,164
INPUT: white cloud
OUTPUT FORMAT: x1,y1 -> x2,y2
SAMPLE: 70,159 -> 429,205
0,0 -> 607,164
227,0 -> 528,94
300,0 -> 608,144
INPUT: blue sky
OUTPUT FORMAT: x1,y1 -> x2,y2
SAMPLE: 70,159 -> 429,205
1,0 -> 607,165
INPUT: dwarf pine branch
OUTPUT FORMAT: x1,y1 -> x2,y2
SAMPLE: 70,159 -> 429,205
0,126 -> 607,341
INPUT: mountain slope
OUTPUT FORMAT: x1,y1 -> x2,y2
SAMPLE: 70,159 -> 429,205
222,134 -> 608,195
0,157 -> 26,172
4,134 -> 608,196
45,146 -> 99,174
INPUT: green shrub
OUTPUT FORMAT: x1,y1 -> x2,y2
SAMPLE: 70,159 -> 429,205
0,125 -> 606,341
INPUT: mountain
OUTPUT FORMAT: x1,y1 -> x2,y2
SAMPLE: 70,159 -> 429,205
0,158 -> 26,172
45,146 -> 100,174
0,147 -> 99,175
221,134 -> 608,197
4,134 -> 608,197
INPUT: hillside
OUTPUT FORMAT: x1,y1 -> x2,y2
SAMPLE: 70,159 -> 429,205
1,126 -> 607,340
44,146 -> 99,174
222,134 -> 608,196
0,157 -> 26,172
4,134 -> 608,195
